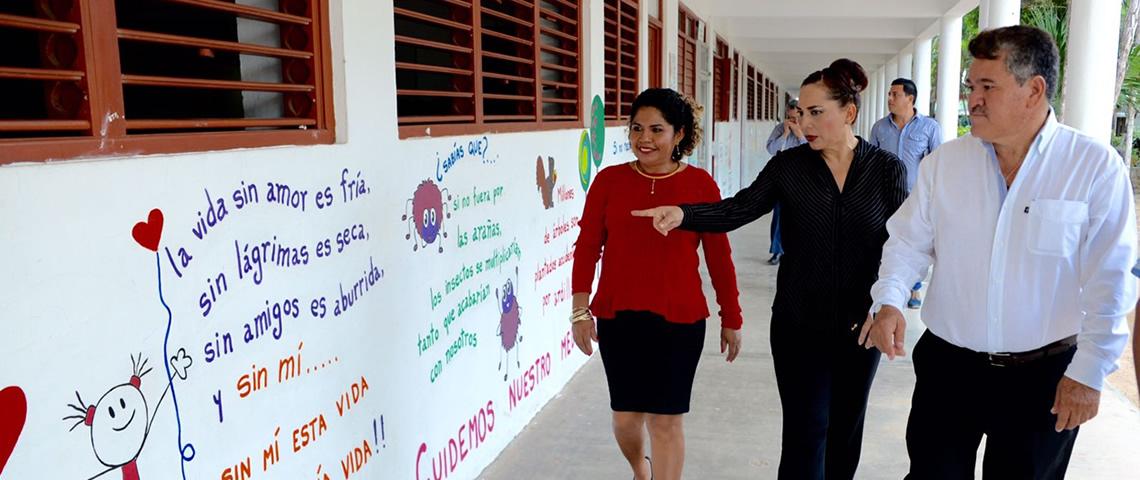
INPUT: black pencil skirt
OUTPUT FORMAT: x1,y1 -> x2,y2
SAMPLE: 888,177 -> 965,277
597,310 -> 706,415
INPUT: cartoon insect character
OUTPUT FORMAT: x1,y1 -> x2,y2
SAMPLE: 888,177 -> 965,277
496,266 -> 523,381
402,180 -> 452,253
536,155 -> 557,209
64,352 -> 191,480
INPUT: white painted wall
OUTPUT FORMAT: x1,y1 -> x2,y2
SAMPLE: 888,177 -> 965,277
0,2 -> 785,479
0,2 -> 639,479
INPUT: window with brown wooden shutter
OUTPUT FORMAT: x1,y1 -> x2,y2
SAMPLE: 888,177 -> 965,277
766,79 -> 774,120
603,0 -> 637,122
647,2 -> 661,88
712,37 -> 728,122
753,72 -> 759,120
765,78 -> 774,120
394,0 -> 581,138
746,64 -> 755,120
761,78 -> 768,120
759,77 -> 766,120
1,0 -> 335,163
770,80 -> 778,119
731,51 -> 739,120
676,5 -> 697,99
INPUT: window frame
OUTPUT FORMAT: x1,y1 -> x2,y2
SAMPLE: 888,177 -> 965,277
712,36 -> 729,123
730,51 -> 739,120
0,0 -> 336,164
767,79 -> 776,120
647,1 -> 662,89
603,0 -> 639,125
394,0 -> 583,139
746,64 -> 756,120
676,4 -> 698,99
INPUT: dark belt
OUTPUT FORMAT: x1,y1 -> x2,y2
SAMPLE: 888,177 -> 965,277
980,335 -> 1077,367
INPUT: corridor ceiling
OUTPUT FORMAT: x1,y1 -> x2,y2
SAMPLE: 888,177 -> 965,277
706,0 -> 980,93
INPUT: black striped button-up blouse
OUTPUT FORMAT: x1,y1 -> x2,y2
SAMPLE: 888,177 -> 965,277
680,138 -> 908,333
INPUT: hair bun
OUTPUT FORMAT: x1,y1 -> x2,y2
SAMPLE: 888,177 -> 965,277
828,58 -> 868,93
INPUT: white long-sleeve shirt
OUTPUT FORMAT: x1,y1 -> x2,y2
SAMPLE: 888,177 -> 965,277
871,112 -> 1137,391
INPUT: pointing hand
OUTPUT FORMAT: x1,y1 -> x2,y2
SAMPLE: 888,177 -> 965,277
630,206 -> 684,236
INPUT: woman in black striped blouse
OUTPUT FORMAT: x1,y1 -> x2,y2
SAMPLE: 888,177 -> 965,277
634,59 -> 907,480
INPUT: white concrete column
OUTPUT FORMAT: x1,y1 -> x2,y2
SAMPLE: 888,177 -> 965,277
663,0 -> 679,91
880,67 -> 889,120
899,48 -> 914,81
857,107 -> 865,136
937,14 -> 963,140
915,37 -> 933,115
985,0 -> 1021,29
877,67 -> 885,125
859,77 -> 867,135
860,75 -> 871,134
870,69 -> 880,125
885,58 -> 899,85
1064,0 -> 1122,141
872,68 -> 881,122
979,1 -> 991,30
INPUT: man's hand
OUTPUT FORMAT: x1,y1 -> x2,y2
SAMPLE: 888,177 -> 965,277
788,121 -> 804,140
631,206 -> 684,236
1051,376 -> 1100,431
858,305 -> 907,360
721,327 -> 742,362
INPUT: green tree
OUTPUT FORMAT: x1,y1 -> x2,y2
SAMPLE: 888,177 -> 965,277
1021,0 -> 1069,114
1116,44 -> 1140,165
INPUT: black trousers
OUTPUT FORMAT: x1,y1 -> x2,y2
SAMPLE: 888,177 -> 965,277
905,331 -> 1079,480
771,318 -> 881,480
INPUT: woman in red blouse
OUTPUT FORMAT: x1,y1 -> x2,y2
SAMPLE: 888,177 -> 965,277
570,88 -> 743,480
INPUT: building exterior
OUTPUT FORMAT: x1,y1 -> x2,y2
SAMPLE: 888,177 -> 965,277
0,1 -> 1123,479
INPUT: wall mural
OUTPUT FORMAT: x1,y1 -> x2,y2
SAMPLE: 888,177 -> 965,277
577,96 -> 608,192
0,125 -> 634,480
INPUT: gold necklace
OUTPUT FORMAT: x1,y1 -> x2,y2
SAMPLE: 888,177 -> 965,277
1001,160 -> 1023,187
631,161 -> 683,194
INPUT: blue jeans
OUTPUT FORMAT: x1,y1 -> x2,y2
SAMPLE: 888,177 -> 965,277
770,203 -> 783,256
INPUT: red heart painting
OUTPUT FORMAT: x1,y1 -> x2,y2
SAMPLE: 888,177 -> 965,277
132,208 -> 164,252
0,386 -> 27,475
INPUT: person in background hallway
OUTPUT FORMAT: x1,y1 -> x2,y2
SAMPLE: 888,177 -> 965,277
633,59 -> 907,480
764,100 -> 807,265
861,26 -> 1137,479
869,78 -> 942,309
570,88 -> 743,480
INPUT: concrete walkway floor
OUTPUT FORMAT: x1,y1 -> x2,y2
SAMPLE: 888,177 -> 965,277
481,217 -> 1140,479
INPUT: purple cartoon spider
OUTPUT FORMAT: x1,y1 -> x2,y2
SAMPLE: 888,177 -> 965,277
402,180 -> 452,253
497,266 -> 522,381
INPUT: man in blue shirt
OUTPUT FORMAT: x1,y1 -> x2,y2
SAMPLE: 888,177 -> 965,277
869,78 -> 942,308
763,100 -> 807,265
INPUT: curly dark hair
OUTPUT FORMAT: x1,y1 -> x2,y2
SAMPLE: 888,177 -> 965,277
801,58 -> 869,125
629,88 -> 704,161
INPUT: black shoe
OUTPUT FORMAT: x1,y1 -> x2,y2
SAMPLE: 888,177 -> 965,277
767,253 -> 781,265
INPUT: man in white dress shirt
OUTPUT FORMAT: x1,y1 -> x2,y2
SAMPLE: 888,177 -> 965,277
860,26 -> 1137,478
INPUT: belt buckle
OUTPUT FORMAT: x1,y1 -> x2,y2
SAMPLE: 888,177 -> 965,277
987,352 -> 1012,367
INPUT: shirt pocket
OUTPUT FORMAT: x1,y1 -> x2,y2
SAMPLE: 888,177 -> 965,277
1027,199 -> 1088,257
903,133 -> 931,159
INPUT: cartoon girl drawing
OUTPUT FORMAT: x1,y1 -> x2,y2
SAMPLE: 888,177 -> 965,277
63,351 -> 191,480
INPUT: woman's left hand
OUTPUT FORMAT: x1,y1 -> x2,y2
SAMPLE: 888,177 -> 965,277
721,327 -> 742,362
